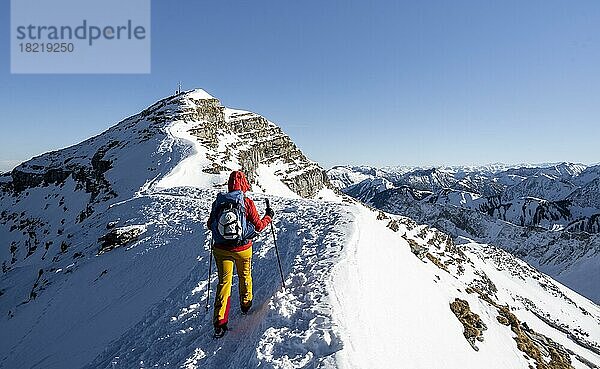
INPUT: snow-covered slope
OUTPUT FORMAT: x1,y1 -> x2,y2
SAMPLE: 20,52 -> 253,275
343,177 -> 394,204
1,91 -> 599,369
370,188 -> 600,303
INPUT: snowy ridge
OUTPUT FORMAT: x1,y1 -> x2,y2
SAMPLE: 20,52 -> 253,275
0,90 -> 598,368
335,209 -> 600,368
85,191 -> 349,368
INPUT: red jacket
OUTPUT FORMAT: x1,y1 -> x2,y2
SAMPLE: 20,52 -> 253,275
207,171 -> 271,252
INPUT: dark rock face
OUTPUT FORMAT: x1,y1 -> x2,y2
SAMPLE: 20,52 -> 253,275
565,214 -> 600,233
11,168 -> 70,192
474,196 -> 572,228
139,93 -> 225,125
10,140 -> 119,203
283,168 -> 329,199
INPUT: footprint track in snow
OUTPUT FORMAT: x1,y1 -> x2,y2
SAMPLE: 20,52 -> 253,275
86,191 -> 353,369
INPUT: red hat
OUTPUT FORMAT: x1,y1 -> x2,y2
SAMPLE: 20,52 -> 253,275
228,171 -> 251,192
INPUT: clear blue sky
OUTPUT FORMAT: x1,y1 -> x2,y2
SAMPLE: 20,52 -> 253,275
1,1 -> 599,172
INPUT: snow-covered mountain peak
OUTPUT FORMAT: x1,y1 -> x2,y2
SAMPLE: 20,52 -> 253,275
6,89 -> 329,201
185,88 -> 215,101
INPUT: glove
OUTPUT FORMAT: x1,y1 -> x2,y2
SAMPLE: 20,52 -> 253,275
265,207 -> 275,218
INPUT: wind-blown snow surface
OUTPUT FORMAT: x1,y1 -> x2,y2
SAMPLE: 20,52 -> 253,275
1,90 -> 599,368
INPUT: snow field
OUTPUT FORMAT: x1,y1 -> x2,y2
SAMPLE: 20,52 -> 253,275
331,205 -> 531,369
1,193 -> 205,368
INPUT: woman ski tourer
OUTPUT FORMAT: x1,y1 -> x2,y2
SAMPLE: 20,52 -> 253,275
206,171 -> 274,337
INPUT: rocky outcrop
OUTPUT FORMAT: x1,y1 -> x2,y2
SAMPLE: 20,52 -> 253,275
461,285 -> 578,369
492,297 -> 573,368
11,167 -> 70,192
187,98 -> 329,198
449,298 -> 487,351
140,93 -> 224,125
98,225 -> 147,254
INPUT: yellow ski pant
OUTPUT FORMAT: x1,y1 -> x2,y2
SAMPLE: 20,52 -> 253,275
212,246 -> 253,325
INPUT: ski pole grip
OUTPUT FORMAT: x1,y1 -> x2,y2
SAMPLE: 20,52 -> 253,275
266,199 -> 270,208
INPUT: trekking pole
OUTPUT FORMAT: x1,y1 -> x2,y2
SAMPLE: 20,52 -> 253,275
205,237 -> 213,311
266,199 -> 286,292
